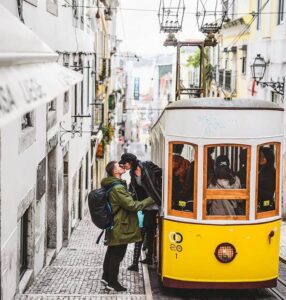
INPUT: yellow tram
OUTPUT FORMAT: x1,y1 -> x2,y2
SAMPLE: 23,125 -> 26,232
151,98 -> 283,289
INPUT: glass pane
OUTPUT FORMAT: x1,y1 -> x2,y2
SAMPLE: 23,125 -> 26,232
257,144 -> 278,212
171,143 -> 195,212
180,46 -> 201,90
207,146 -> 248,190
207,200 -> 246,216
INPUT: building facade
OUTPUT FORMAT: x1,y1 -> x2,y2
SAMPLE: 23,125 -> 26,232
208,0 -> 286,216
210,0 -> 285,101
0,1 -> 119,299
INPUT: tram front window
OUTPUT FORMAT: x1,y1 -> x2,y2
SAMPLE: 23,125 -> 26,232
205,145 -> 250,218
171,143 -> 196,213
257,143 -> 280,214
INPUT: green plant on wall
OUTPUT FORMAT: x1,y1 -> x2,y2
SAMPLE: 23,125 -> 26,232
108,94 -> 115,110
101,123 -> 115,148
186,47 -> 212,92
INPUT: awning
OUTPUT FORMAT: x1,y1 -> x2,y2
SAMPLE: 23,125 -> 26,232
0,62 -> 82,127
0,4 -> 83,127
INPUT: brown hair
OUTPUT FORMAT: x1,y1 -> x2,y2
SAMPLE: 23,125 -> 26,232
105,161 -> 117,176
173,155 -> 191,192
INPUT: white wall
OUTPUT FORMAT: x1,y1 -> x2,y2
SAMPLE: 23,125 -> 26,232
0,1 -> 97,299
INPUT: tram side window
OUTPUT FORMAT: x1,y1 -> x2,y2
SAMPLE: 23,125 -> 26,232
171,143 -> 196,213
205,145 -> 249,217
257,143 -> 279,213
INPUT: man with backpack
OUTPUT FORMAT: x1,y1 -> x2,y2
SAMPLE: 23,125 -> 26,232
119,153 -> 162,270
100,161 -> 155,292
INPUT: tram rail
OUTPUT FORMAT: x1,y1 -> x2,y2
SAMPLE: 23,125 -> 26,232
267,259 -> 286,300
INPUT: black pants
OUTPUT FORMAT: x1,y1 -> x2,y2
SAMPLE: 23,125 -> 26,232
143,210 -> 157,260
132,228 -> 145,265
103,244 -> 128,284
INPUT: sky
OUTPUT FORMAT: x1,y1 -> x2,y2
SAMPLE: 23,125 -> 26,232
117,0 -> 205,57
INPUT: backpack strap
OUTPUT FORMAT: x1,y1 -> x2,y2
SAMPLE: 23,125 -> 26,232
105,182 -> 122,217
96,230 -> 105,244
96,182 -> 122,245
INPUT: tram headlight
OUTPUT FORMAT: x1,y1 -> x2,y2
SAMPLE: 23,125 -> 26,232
214,243 -> 237,263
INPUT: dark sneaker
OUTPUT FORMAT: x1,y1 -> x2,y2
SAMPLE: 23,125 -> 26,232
127,264 -> 139,272
106,282 -> 127,292
140,258 -> 153,265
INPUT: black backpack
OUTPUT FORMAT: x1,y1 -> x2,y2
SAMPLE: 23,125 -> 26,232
88,182 -> 121,231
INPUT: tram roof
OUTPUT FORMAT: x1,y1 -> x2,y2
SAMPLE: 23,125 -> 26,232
165,98 -> 284,111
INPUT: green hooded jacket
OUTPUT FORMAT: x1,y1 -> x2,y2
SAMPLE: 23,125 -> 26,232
101,176 -> 155,246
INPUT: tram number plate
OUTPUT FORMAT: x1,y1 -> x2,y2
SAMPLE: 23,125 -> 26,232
170,244 -> 183,253
169,232 -> 183,258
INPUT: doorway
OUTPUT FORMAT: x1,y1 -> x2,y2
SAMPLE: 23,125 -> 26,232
62,153 -> 69,246
78,166 -> 82,220
47,148 -> 57,249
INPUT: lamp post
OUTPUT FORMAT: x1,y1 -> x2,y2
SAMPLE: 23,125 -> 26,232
251,54 -> 285,96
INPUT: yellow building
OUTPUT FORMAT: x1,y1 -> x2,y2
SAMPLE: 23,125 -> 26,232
210,0 -> 285,103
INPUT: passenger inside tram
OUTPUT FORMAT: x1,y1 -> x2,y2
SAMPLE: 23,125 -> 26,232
207,155 -> 241,216
171,144 -> 194,212
236,148 -> 247,189
207,147 -> 215,183
258,146 -> 276,212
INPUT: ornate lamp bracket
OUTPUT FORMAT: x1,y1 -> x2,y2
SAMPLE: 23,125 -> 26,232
59,121 -> 82,146
259,77 -> 285,96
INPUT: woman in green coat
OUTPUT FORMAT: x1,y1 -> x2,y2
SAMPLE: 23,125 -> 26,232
101,161 -> 154,292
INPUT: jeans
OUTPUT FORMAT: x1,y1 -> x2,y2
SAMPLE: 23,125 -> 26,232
103,244 -> 128,284
132,228 -> 145,265
143,210 -> 158,260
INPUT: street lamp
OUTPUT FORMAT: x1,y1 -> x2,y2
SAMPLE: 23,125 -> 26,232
158,0 -> 185,33
196,0 -> 227,34
251,54 -> 285,96
250,54 -> 266,82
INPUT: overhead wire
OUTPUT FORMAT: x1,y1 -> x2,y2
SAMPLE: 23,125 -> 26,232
61,5 -> 286,16
224,0 -> 270,51
112,7 -> 285,16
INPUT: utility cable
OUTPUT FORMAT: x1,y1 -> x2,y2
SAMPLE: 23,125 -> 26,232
17,0 -> 25,23
225,0 -> 270,50
62,5 -> 286,16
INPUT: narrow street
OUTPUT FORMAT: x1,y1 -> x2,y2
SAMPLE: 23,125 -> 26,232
127,142 -> 150,162
15,216 -> 147,300
1,1 -> 286,300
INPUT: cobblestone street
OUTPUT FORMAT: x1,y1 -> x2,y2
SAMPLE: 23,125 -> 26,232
15,217 -> 148,300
